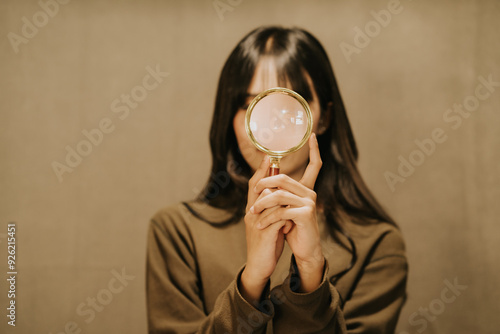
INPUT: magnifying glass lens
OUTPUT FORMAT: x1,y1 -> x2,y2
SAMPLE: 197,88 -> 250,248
245,87 -> 313,176
249,93 -> 308,152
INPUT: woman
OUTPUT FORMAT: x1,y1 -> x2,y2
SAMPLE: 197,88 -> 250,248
146,26 -> 407,333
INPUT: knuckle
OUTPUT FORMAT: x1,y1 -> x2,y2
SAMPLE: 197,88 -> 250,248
248,175 -> 257,187
309,190 -> 317,202
274,189 -> 285,198
278,207 -> 286,218
270,210 -> 280,222
307,206 -> 316,217
308,205 -> 316,217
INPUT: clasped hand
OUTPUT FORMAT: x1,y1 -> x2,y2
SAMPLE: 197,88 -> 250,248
240,134 -> 325,304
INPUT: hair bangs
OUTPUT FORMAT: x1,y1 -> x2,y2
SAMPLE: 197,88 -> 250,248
263,40 -> 314,102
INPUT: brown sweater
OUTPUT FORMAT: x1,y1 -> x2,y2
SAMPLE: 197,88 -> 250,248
146,201 -> 407,333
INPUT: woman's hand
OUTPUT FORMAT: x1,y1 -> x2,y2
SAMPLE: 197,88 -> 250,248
240,155 -> 289,305
250,134 -> 324,293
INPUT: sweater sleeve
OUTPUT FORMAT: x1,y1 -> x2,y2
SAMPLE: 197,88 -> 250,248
270,229 -> 408,334
146,217 -> 273,334
269,257 -> 347,333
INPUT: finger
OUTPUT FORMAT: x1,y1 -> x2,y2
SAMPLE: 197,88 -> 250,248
257,206 -> 308,229
268,219 -> 288,235
300,133 -> 322,189
254,205 -> 280,223
254,174 -> 315,199
251,189 -> 312,214
245,189 -> 280,227
256,207 -> 288,234
247,156 -> 270,212
250,155 -> 270,187
249,188 -> 275,213
282,220 -> 294,234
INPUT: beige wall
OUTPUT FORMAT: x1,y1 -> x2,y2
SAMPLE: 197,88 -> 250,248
1,0 -> 499,333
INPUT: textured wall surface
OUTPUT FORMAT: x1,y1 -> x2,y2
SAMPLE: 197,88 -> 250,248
1,0 -> 499,333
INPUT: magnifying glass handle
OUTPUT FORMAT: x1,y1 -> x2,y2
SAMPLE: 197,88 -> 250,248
269,166 -> 280,176
269,157 -> 280,176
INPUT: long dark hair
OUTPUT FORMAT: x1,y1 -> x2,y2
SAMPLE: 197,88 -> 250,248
193,26 -> 395,243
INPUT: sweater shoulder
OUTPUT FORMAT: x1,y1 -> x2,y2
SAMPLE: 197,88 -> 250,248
148,203 -> 193,244
149,200 -> 237,233
347,220 -> 406,262
370,223 -> 406,262
151,202 -> 187,226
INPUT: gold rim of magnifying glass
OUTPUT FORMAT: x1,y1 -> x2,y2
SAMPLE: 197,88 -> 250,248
245,87 -> 313,158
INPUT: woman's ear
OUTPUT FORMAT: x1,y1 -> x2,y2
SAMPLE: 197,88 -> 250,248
317,102 -> 333,135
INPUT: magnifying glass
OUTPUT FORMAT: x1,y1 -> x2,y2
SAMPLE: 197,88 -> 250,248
245,87 -> 313,176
